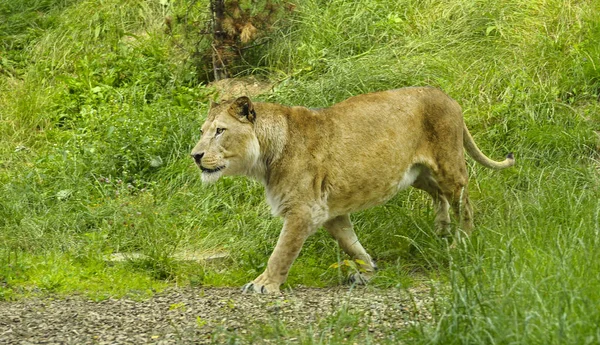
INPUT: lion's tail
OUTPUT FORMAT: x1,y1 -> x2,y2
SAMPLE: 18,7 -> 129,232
463,123 -> 515,169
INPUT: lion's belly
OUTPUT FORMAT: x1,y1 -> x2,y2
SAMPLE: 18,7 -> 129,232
327,164 -> 421,216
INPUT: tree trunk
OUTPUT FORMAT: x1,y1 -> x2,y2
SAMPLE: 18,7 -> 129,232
211,0 -> 230,80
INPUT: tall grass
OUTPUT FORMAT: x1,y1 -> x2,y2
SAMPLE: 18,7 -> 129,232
1,0 -> 599,343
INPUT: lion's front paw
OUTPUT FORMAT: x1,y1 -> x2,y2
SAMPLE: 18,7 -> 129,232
241,281 -> 281,294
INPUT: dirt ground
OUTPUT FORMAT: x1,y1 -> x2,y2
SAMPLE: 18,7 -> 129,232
0,285 -> 435,344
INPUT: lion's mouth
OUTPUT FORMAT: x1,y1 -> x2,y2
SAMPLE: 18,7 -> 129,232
200,165 -> 225,174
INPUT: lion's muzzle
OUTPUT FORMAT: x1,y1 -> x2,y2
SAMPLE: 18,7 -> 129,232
200,165 -> 225,173
191,151 -> 226,176
192,152 -> 204,165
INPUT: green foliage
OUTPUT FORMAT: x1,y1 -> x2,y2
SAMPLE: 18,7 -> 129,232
1,0 -> 599,343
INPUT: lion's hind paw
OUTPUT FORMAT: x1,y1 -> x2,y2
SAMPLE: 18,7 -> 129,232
347,272 -> 373,286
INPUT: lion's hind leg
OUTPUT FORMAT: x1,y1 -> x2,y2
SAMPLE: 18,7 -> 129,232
411,168 -> 452,238
447,184 -> 474,243
434,163 -> 474,246
324,214 -> 377,285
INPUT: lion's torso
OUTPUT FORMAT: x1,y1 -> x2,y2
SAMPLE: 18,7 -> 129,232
248,87 -> 463,221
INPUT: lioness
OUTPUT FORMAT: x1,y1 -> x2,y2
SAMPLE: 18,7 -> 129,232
191,87 -> 514,294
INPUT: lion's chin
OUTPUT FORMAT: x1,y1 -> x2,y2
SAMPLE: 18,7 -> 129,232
201,170 -> 224,184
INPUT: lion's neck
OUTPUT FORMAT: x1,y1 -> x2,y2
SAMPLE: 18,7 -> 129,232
247,107 -> 288,185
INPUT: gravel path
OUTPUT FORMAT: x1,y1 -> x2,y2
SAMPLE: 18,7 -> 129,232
0,286 -> 435,344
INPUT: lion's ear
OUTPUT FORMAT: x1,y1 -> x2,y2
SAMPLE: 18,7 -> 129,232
229,96 -> 256,123
209,100 -> 219,108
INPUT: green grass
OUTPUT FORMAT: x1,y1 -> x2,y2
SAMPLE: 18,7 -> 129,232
1,0 -> 600,343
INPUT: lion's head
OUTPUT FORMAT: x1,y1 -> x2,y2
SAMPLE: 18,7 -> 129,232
191,96 -> 260,184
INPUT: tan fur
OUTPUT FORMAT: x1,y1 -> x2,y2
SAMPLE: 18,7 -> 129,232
191,87 -> 515,293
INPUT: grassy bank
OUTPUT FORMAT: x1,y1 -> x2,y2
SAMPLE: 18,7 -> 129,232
1,0 -> 599,343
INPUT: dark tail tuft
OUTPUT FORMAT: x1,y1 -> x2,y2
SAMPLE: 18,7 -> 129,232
507,152 -> 514,160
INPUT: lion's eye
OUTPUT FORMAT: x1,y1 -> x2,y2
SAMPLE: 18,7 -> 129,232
216,128 -> 225,135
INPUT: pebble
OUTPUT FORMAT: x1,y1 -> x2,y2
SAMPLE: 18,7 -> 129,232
0,286 -> 436,344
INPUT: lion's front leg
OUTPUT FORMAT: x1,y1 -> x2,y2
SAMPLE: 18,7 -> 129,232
242,210 -> 315,294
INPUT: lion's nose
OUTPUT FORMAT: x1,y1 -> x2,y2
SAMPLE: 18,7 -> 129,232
192,152 -> 204,164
